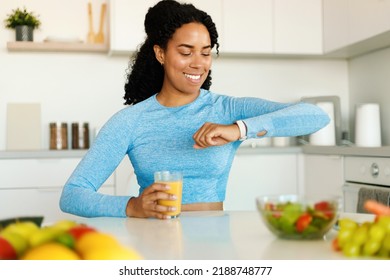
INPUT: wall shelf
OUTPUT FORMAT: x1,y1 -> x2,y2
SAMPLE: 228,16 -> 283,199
6,41 -> 109,53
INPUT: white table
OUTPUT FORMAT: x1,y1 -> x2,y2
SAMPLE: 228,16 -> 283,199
72,211 -> 375,260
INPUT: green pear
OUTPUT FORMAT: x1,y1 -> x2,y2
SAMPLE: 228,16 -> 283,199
52,220 -> 78,231
0,231 -> 29,257
2,221 -> 40,239
29,227 -> 62,248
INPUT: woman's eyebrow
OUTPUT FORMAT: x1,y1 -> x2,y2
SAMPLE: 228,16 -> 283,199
178,43 -> 212,49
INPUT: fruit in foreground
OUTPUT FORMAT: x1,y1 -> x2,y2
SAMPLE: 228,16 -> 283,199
0,231 -> 29,257
1,221 -> 39,239
0,219 -> 142,260
82,246 -> 142,260
21,242 -> 81,260
75,231 -> 142,260
0,237 -> 17,260
67,225 -> 96,240
333,217 -> 390,258
52,220 -> 78,231
75,232 -> 119,254
28,227 -> 62,248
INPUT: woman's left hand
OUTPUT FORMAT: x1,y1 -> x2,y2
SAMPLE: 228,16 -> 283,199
193,122 -> 240,149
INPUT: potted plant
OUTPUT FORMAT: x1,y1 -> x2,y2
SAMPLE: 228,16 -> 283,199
4,7 -> 41,41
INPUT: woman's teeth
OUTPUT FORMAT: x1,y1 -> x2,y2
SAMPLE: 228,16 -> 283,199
185,74 -> 201,80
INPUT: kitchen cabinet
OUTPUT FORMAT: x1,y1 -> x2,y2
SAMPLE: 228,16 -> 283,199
221,0 -> 273,54
0,157 -> 115,223
109,0 -> 223,55
348,0 -> 390,46
323,0 -> 390,56
273,0 -> 323,54
109,0 -> 157,54
303,154 -> 344,198
322,0 -> 349,52
224,153 -> 300,211
109,0 -> 323,56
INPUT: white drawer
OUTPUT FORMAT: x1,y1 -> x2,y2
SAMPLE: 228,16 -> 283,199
344,156 -> 390,186
0,158 -> 114,189
0,186 -> 114,224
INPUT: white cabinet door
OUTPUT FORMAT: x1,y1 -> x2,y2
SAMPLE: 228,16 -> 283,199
274,0 -> 323,54
109,0 -> 157,54
0,157 -> 115,223
109,0 -> 223,54
225,153 -> 299,211
323,0 -> 390,54
0,158 -> 81,188
0,158 -> 114,189
221,0 -> 273,54
348,0 -> 390,45
323,0 -> 349,52
303,154 -> 344,198
0,186 -> 114,224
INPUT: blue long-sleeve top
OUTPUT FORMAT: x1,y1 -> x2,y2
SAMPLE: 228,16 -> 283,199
59,89 -> 330,217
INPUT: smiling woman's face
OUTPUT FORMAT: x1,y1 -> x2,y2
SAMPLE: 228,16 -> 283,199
155,22 -> 212,97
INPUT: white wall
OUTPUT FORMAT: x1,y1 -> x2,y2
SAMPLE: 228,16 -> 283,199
0,0 -> 350,150
349,47 -> 390,146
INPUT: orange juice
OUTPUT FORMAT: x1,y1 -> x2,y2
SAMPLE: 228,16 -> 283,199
154,171 -> 183,218
157,180 -> 182,217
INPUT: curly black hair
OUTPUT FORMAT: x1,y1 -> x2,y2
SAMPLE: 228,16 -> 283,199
123,0 -> 219,105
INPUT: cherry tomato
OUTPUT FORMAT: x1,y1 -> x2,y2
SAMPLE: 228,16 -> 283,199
332,238 -> 341,251
295,213 -> 312,233
314,201 -> 330,211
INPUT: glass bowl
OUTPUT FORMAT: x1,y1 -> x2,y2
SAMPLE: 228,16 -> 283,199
256,194 -> 340,239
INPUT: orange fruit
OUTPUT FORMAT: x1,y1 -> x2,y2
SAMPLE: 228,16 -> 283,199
83,246 -> 142,260
75,231 -> 142,260
75,232 -> 120,255
21,242 -> 80,260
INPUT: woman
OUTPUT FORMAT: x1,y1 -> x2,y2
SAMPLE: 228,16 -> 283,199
60,0 -> 330,219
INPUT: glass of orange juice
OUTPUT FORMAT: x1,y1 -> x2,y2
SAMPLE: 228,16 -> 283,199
154,171 -> 183,218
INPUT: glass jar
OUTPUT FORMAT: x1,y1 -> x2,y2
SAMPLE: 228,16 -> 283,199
49,122 -> 68,150
71,122 -> 90,149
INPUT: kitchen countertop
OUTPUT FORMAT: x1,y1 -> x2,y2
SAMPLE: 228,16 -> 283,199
302,145 -> 390,157
71,211 -> 375,260
0,149 -> 87,159
2,145 -> 390,159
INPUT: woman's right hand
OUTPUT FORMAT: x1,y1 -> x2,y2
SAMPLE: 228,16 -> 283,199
125,183 -> 177,219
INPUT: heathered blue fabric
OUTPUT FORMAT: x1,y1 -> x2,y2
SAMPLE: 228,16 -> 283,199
59,89 -> 329,217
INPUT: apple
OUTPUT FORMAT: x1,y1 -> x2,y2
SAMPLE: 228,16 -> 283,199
67,225 -> 96,240
0,231 -> 29,257
2,221 -> 39,239
0,236 -> 17,260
